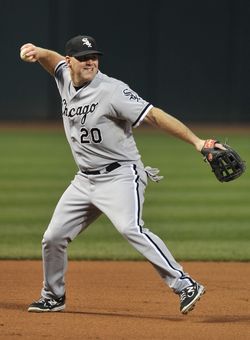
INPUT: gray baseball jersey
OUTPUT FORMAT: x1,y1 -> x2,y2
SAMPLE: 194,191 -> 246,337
55,61 -> 152,170
40,61 -> 195,301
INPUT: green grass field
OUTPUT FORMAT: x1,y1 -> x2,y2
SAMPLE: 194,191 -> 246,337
0,126 -> 249,260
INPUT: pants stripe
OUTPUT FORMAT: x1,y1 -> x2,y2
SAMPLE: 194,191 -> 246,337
132,164 -> 186,278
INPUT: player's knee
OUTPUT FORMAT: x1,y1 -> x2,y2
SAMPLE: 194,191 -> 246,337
117,224 -> 137,239
42,229 -> 69,250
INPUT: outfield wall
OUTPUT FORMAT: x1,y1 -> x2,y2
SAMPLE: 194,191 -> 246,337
2,0 -> 250,122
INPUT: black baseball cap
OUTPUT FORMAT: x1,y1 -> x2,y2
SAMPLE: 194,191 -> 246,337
65,35 -> 103,57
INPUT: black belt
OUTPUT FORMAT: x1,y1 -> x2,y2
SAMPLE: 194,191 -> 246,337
82,162 -> 121,175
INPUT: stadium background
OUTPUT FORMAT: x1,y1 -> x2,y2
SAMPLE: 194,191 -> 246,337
1,0 -> 250,123
1,0 -> 249,263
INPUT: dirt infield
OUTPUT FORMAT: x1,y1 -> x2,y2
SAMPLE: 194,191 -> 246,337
0,261 -> 249,339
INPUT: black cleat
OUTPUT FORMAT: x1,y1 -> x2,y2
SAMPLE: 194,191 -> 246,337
179,283 -> 205,315
28,294 -> 66,312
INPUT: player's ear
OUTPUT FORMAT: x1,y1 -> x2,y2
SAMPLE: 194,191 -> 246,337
65,56 -> 71,66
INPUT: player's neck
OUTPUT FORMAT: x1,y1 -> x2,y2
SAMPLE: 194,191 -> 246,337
73,85 -> 84,91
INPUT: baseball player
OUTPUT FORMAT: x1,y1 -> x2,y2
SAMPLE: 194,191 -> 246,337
20,35 -> 210,315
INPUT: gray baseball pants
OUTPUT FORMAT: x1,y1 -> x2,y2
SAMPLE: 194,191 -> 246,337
41,163 -> 194,299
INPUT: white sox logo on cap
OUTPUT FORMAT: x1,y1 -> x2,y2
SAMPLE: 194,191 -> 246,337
65,35 -> 103,57
82,38 -> 92,48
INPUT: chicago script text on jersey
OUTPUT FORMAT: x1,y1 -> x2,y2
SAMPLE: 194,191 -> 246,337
62,99 -> 99,124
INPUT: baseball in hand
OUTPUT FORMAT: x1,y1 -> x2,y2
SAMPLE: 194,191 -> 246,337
20,47 -> 29,59
20,48 -> 36,62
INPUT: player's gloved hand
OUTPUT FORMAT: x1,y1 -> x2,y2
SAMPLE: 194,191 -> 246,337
201,139 -> 246,182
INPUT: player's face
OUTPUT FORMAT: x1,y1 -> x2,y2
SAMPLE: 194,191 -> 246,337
66,54 -> 99,86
